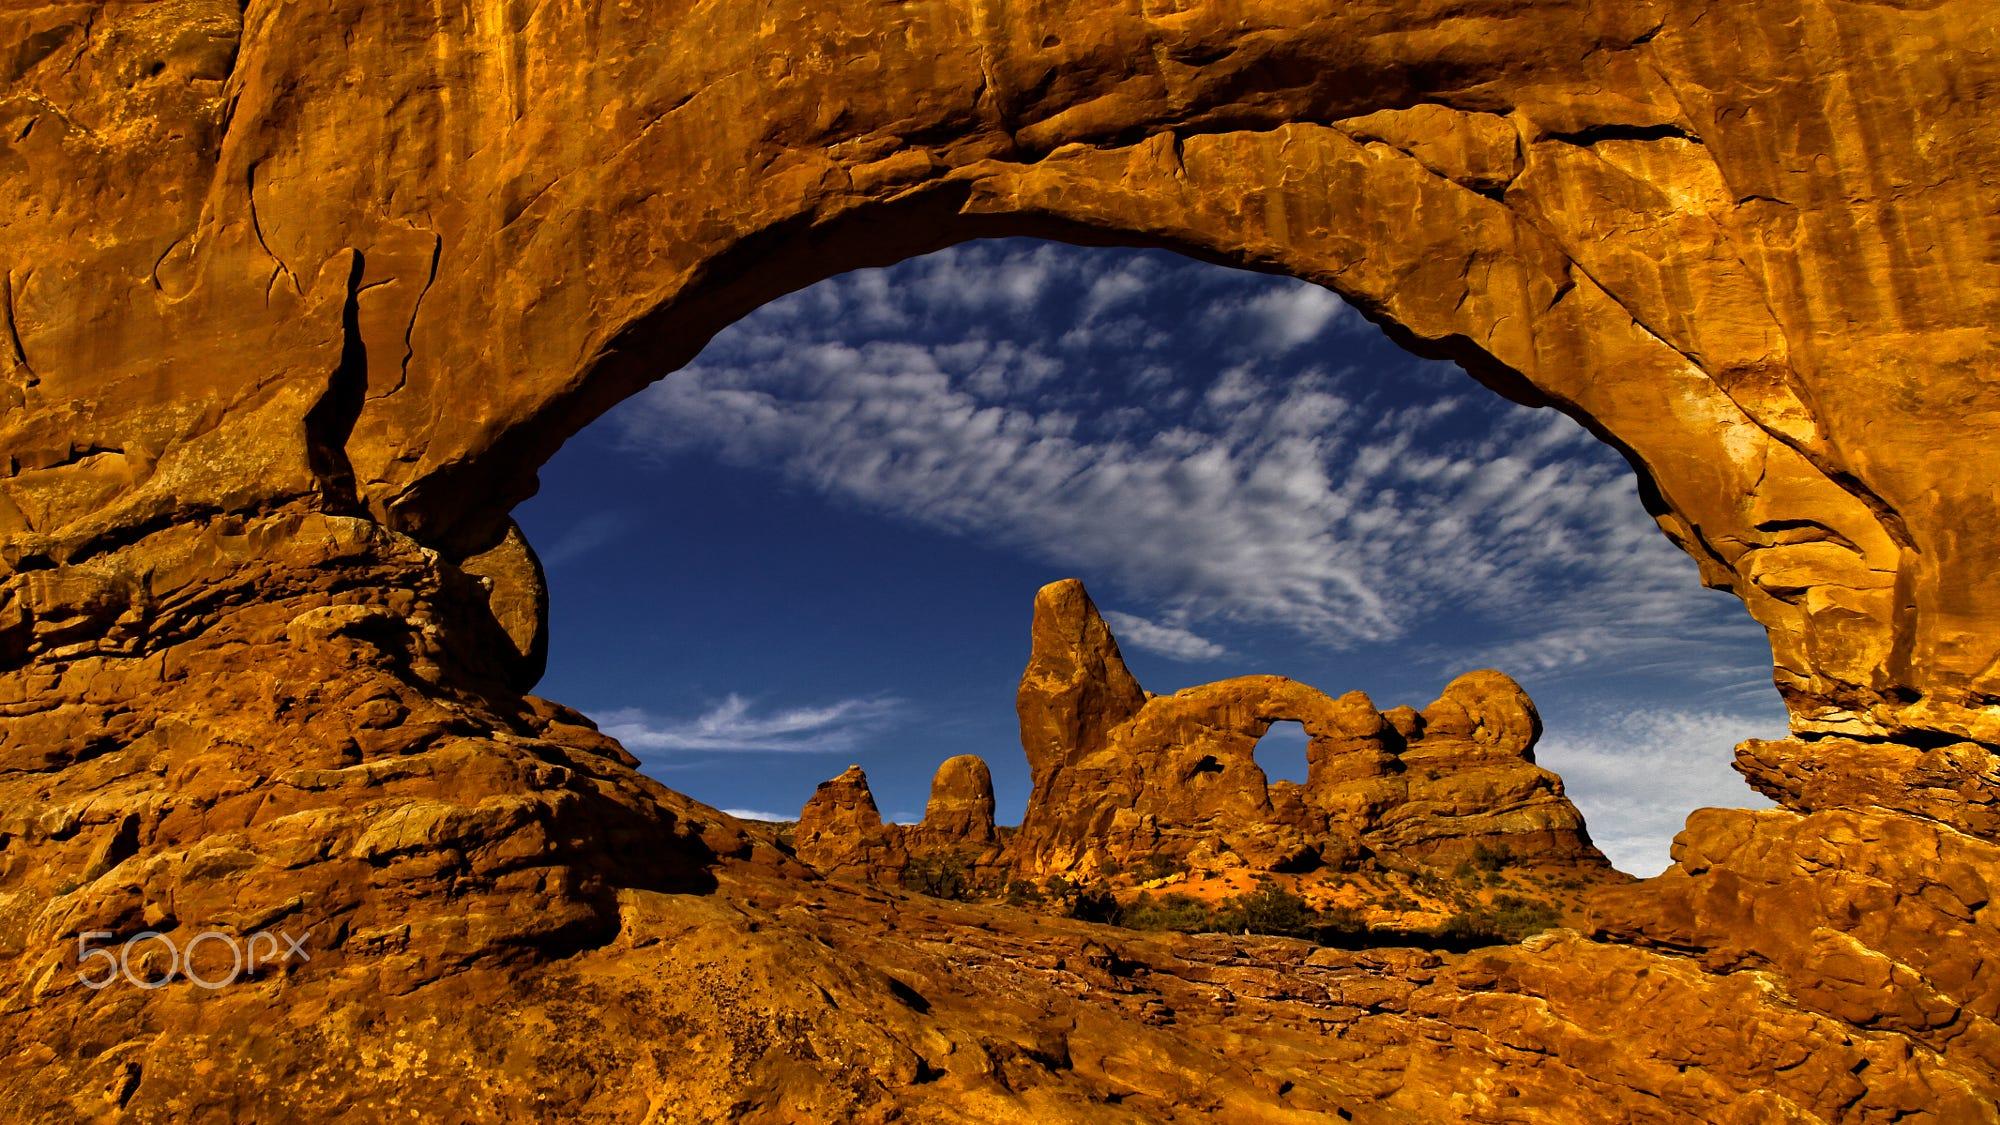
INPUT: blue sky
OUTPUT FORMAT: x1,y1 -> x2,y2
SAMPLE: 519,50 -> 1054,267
514,240 -> 1783,875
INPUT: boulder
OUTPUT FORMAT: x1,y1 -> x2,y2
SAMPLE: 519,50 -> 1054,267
794,764 -> 901,877
918,754 -> 998,845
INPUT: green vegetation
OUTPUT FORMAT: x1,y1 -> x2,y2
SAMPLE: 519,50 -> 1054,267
1003,879 -> 1046,908
1439,894 -> 1563,942
1119,892 -> 1215,933
1066,883 -> 1121,924
1472,843 -> 1515,872
1038,875 -> 1120,923
996,853 -> 1571,949
1044,874 -> 1566,949
901,851 -> 973,901
1119,880 -> 1354,943
1210,879 -> 1322,939
1406,866 -> 1451,896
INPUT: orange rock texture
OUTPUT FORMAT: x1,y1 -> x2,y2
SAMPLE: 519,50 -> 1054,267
793,757 -> 1005,883
1012,580 -> 1612,878
1,0 -> 1997,1120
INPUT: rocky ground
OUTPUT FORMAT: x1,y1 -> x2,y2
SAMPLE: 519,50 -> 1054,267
0,525 -> 1990,1121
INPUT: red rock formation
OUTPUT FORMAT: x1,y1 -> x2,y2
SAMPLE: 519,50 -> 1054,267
794,757 -> 1005,886
1374,670 -> 1599,863
1012,580 -> 1612,879
1017,579 -> 1149,785
916,753 -> 998,845
793,764 -> 903,878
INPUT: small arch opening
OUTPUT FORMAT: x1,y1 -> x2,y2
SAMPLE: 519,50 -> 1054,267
1254,721 -> 1312,787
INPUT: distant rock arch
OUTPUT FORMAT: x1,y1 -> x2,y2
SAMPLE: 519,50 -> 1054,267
1011,580 -> 1603,875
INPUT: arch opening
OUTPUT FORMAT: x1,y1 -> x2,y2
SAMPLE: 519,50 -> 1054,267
1253,721 -> 1312,788
514,237 -> 1786,881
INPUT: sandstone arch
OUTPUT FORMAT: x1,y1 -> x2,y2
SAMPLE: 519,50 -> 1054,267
1013,581 -> 1609,877
3,1 -> 1997,1118
5,0 -> 1992,742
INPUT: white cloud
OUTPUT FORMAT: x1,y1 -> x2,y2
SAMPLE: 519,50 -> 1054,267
606,240 -> 1770,689
597,694 -> 904,755
1079,258 -> 1160,320
721,808 -> 794,822
555,240 -> 1801,882
540,510 -> 634,568
1234,282 -> 1353,350
1535,707 -> 1785,876
1101,611 -> 1230,662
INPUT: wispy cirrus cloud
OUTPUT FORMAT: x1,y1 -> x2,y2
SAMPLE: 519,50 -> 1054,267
540,510 -> 636,568
607,242 -> 1766,683
1101,611 -> 1230,662
597,694 -> 904,755
721,808 -> 794,822
543,239 -> 1794,876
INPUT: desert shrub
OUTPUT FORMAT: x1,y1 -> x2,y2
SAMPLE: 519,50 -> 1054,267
1472,843 -> 1514,872
1452,861 -> 1477,882
1132,853 -> 1185,883
1214,879 -> 1320,940
1096,879 -> 1560,951
902,851 -> 972,901
1440,910 -> 1503,942
1318,904 -> 1367,937
1409,866 -> 1450,894
1436,894 -> 1562,944
1064,881 -> 1122,924
1004,879 -> 1046,908
1489,894 -> 1562,940
1121,892 -> 1215,933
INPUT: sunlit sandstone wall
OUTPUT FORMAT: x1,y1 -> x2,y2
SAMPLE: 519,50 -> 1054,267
3,1 -> 1997,747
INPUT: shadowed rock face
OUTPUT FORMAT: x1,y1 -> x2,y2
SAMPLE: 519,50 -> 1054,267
2,0 -> 1998,1119
1009,580 -> 1611,877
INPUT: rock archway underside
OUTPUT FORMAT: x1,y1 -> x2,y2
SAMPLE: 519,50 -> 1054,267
2,1 -> 1997,1120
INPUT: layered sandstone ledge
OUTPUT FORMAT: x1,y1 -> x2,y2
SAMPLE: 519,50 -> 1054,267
2,0 -> 1998,1119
